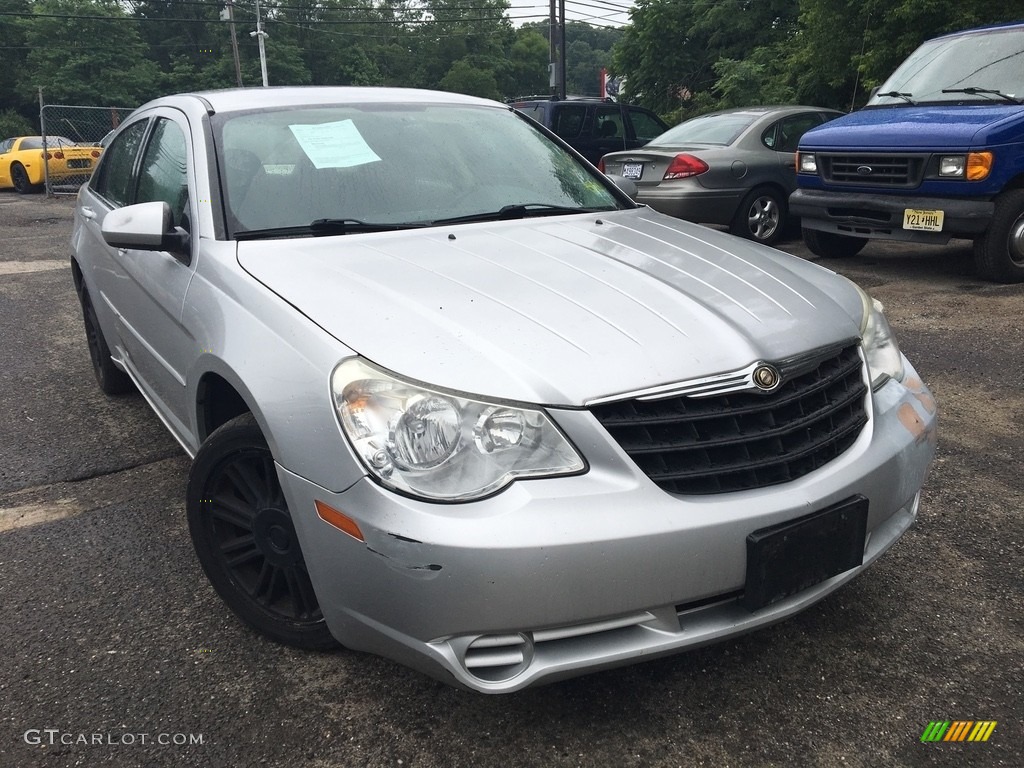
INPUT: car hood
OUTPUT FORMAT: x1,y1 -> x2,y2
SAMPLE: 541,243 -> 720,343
237,208 -> 864,406
800,105 -> 1022,149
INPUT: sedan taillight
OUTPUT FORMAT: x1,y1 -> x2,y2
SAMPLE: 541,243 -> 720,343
598,158 -> 606,173
663,154 -> 709,180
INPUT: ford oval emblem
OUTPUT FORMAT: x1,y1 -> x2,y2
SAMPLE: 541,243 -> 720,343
752,364 -> 781,391
856,165 -> 873,175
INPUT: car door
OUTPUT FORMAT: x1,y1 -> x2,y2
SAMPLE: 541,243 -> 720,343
76,110 -> 198,444
768,112 -> 829,191
0,137 -> 15,187
623,107 -> 667,151
587,104 -> 628,164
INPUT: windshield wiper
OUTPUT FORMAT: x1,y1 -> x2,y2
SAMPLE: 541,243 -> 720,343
431,203 -> 610,226
941,87 -> 1022,104
876,91 -> 916,105
235,218 -> 425,240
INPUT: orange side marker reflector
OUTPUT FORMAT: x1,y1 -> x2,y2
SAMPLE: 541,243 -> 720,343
315,500 -> 364,542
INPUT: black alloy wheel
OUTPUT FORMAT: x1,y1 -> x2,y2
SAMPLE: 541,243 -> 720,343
80,289 -> 134,395
11,162 -> 38,194
187,413 -> 338,650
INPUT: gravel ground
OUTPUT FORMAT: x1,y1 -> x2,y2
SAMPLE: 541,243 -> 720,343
1,192 -> 1020,767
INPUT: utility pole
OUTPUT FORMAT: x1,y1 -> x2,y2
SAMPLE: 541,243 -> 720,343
221,1 -> 243,87
549,0 -> 557,98
251,0 -> 270,87
559,0 -> 566,100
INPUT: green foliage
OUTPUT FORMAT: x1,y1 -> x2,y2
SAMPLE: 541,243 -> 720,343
0,108 -> 35,137
615,0 -> 1020,121
1,0 -> 1018,124
440,58 -> 501,100
16,0 -> 159,107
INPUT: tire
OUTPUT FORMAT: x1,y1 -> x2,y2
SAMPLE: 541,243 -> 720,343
802,227 -> 868,258
80,290 -> 134,395
730,186 -> 786,245
11,162 -> 40,194
187,414 -> 339,650
973,189 -> 1024,283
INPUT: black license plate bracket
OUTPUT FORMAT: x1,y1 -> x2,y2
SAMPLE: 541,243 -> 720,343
743,495 -> 868,611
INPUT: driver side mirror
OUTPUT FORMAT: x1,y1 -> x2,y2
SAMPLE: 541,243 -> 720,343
605,174 -> 638,200
101,201 -> 190,255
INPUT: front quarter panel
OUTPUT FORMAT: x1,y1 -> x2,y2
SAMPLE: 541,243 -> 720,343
183,241 -> 365,493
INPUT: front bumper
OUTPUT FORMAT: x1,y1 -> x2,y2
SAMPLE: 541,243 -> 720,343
279,362 -> 937,693
791,188 -> 993,242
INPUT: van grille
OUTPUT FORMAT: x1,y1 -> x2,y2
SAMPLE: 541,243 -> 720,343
821,154 -> 925,188
590,344 -> 868,495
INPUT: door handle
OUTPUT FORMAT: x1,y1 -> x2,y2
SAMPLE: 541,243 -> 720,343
80,206 -> 96,220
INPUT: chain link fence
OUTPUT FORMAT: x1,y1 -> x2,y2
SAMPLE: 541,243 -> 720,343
39,104 -> 134,195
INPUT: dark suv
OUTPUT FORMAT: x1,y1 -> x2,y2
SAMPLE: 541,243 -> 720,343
512,97 -> 668,166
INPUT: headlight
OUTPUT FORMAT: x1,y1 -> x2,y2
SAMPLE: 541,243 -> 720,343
331,358 -> 585,501
798,152 -> 817,173
855,285 -> 905,388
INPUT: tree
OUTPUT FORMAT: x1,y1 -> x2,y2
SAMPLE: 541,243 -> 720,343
440,58 -> 501,99
0,0 -> 32,117
17,0 -> 159,107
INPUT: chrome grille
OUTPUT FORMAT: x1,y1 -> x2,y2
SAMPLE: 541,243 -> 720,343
821,153 -> 925,187
590,344 -> 868,495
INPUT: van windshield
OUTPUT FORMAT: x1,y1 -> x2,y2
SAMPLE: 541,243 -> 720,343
868,25 -> 1023,106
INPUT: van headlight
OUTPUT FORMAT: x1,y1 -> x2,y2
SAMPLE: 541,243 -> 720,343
855,285 -> 905,388
331,359 -> 585,501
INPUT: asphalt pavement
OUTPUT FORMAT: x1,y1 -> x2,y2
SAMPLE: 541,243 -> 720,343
1,192 -> 1020,767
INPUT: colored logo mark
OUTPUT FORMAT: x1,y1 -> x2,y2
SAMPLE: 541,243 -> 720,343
921,721 -> 997,742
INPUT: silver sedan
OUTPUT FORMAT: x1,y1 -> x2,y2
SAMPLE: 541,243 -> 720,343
600,106 -> 843,245
70,88 -> 935,692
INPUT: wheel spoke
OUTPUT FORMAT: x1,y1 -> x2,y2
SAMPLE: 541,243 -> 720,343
250,560 -> 274,600
210,492 -> 257,530
223,460 -> 267,507
219,533 -> 256,555
225,544 -> 263,569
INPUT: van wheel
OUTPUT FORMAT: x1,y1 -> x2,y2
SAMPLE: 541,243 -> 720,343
974,189 -> 1024,283
187,413 -> 339,650
731,186 -> 785,245
802,228 -> 867,258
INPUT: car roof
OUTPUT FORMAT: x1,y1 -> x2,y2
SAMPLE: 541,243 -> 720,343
698,105 -> 841,119
136,86 -> 507,116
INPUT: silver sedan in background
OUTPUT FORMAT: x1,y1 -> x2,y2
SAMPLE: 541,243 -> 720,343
600,106 -> 842,245
70,88 -> 934,692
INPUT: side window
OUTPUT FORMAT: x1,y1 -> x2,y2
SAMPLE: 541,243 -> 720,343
136,118 -> 190,230
627,109 -> 665,143
552,105 -> 587,139
592,106 -> 623,139
774,114 -> 825,153
517,105 -> 546,124
0,138 -> 13,154
91,120 -> 148,207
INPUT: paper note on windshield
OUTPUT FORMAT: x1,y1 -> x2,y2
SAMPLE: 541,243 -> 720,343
289,120 -> 381,169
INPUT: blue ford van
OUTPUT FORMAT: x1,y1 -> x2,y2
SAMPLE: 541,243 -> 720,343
790,21 -> 1024,282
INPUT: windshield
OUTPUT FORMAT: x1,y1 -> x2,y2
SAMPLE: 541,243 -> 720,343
21,136 -> 76,149
214,103 -> 623,236
649,113 -> 756,147
868,25 -> 1024,106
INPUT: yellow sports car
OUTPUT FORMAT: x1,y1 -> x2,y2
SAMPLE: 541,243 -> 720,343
0,135 -> 103,193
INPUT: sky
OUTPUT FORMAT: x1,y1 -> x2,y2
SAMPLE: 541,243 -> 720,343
506,0 -> 634,28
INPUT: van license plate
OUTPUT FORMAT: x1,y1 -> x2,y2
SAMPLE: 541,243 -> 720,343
903,208 -> 944,232
621,163 -> 643,180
